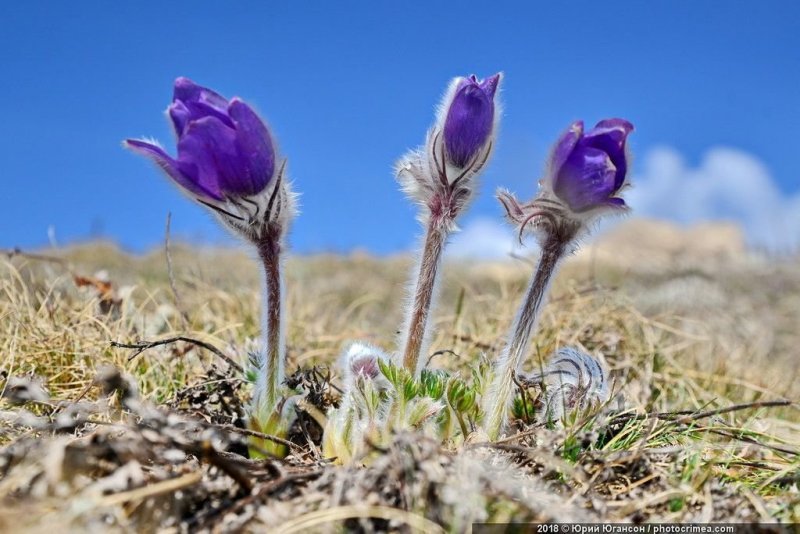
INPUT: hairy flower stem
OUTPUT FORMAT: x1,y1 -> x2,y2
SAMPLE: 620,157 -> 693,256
483,233 -> 566,439
401,215 -> 449,375
255,225 -> 285,411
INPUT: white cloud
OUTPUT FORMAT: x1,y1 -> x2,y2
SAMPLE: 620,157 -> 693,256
447,217 -> 528,259
627,146 -> 800,252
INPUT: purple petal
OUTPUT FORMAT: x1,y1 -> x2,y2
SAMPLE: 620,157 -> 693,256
173,77 -> 229,112
125,139 -> 223,200
443,74 -> 499,168
595,118 -> 634,132
553,145 -> 618,212
549,121 -> 584,179
167,101 -> 191,136
228,98 -> 276,191
169,78 -> 235,135
168,99 -> 235,136
582,118 -> 634,189
480,73 -> 501,99
176,117 -> 241,197
177,116 -> 264,197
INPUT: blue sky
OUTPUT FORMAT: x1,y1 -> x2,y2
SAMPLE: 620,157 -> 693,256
2,1 -> 799,254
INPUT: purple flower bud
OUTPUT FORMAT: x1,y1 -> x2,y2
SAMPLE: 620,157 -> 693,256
339,342 -> 391,391
443,73 -> 501,168
550,119 -> 633,213
350,355 -> 381,380
125,78 -> 275,201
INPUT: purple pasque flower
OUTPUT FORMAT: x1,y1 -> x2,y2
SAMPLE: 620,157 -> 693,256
550,118 -> 634,213
442,73 -> 501,168
125,77 -> 275,202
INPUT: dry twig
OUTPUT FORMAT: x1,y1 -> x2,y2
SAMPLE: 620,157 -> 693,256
111,337 -> 244,374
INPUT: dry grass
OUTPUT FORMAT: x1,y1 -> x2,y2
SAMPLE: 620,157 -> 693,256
1,236 -> 799,531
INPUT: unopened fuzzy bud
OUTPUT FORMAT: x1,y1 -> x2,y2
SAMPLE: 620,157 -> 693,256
341,342 -> 391,391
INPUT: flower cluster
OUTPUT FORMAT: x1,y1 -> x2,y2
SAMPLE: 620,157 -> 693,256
126,75 -> 633,461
